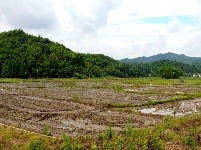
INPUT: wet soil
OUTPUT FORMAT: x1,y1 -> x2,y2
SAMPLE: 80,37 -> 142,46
139,98 -> 201,117
0,81 -> 200,137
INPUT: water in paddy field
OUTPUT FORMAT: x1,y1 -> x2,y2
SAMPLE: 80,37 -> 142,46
139,99 -> 201,117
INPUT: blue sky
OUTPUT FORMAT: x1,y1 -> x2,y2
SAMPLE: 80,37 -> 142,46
139,16 -> 198,26
0,0 -> 201,59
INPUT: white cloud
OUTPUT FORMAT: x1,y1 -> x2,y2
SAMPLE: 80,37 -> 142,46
53,0 -> 121,33
0,0 -> 56,30
183,29 -> 201,57
0,14 -> 11,32
0,0 -> 201,59
166,18 -> 182,33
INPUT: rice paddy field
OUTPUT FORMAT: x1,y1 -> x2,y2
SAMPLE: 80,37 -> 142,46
0,77 -> 201,149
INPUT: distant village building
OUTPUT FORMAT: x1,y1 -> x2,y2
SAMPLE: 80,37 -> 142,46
193,73 -> 201,77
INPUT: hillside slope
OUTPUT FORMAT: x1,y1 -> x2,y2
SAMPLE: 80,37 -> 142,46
120,52 -> 201,63
0,29 -> 129,78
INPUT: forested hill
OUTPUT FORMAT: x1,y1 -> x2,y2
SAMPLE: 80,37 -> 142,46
0,29 -> 130,78
0,29 -> 200,79
120,52 -> 201,63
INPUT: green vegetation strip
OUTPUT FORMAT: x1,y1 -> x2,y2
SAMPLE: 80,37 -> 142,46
110,93 -> 201,108
1,114 -> 201,150
0,77 -> 201,85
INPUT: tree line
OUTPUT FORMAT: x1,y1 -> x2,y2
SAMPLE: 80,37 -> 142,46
0,29 -> 201,79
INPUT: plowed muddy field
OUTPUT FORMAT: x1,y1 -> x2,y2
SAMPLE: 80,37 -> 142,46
0,80 -> 200,137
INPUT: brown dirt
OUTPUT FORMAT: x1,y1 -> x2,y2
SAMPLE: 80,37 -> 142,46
165,142 -> 191,150
0,81 -> 200,137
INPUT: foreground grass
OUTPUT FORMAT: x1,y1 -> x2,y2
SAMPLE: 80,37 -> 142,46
1,114 -> 201,150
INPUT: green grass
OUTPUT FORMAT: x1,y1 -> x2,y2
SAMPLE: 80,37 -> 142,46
109,92 -> 201,108
1,114 -> 201,149
61,82 -> 77,88
1,77 -> 200,87
121,77 -> 201,85
0,78 -> 43,83
72,95 -> 79,100
0,77 -> 200,92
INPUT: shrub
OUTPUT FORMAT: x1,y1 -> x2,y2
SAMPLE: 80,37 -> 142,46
183,136 -> 196,150
158,66 -> 183,79
42,124 -> 49,135
148,137 -> 164,150
29,140 -> 44,150
91,143 -> 99,150
105,124 -> 115,139
61,134 -> 72,150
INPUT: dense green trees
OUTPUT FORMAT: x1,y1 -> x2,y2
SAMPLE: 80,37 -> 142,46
0,29 -> 129,78
124,59 -> 200,78
0,29 -> 200,78
158,66 -> 183,79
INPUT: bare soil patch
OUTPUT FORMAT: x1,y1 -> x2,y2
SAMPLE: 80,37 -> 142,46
0,81 -> 200,137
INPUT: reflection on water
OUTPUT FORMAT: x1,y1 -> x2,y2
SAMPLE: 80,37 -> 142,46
139,99 -> 201,117
140,108 -> 156,113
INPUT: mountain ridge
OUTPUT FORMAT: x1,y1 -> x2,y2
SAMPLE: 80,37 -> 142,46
120,52 -> 201,64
